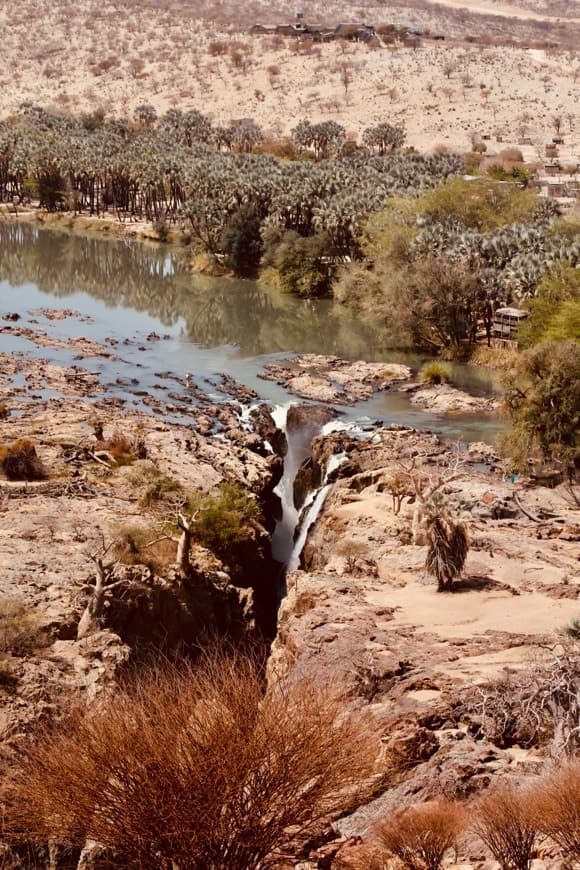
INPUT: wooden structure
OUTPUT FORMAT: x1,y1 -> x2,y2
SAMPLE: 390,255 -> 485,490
250,18 -> 377,43
492,307 -> 528,346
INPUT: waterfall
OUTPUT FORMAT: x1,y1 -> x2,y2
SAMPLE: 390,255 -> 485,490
270,403 -> 302,564
270,401 -> 350,578
286,484 -> 331,573
325,451 -> 347,481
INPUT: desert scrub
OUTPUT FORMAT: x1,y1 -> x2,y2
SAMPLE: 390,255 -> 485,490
532,762 -> 580,862
372,800 -> 466,870
562,617 -> 580,641
0,439 -> 46,481
113,524 -> 176,575
128,463 -> 183,508
97,429 -> 147,467
4,651 -> 379,868
0,597 -> 47,655
0,402 -> 9,420
473,785 -> 538,870
187,483 -> 262,556
419,361 -> 451,385
338,540 -> 368,574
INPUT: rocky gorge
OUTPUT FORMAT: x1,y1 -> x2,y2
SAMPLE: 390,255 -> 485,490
1,332 -> 578,867
0,225 -> 578,867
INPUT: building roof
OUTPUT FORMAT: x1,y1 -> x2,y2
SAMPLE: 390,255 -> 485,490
495,307 -> 528,318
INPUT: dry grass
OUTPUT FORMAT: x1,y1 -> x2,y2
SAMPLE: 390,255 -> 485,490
97,429 -> 147,466
112,523 -> 176,575
0,439 -> 46,481
2,650 -> 381,867
473,784 -> 538,870
0,597 -> 46,656
373,800 -> 466,870
419,361 -> 451,385
533,762 -> 580,862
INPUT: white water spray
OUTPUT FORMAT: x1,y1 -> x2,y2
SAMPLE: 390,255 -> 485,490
287,485 -> 331,572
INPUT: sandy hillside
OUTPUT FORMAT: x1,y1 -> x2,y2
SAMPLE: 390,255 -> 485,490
420,0 -> 580,22
0,0 -> 578,156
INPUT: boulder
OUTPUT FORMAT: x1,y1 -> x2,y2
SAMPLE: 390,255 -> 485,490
286,403 -> 337,434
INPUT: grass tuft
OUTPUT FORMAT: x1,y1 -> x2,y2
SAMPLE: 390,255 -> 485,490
419,361 -> 451,385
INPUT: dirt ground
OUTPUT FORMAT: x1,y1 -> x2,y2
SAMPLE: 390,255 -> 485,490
1,0 -> 578,156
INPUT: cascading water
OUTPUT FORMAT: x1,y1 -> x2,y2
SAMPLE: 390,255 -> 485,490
286,484 -> 331,573
270,403 -> 349,587
270,403 -> 307,565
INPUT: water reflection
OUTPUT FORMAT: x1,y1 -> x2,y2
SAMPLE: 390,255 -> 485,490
0,223 -> 388,360
0,221 -> 503,444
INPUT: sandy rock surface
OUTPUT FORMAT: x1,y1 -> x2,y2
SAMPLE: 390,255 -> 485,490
260,354 -> 411,404
403,382 -> 500,414
0,348 -> 282,752
270,426 -> 579,862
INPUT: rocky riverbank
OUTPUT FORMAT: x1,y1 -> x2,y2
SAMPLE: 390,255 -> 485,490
1,313 -> 576,868
0,349 -> 285,755
259,354 -> 411,405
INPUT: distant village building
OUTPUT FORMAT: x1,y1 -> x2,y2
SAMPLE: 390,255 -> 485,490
250,15 -> 378,44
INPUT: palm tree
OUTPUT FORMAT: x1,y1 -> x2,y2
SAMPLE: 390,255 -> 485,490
424,496 -> 468,591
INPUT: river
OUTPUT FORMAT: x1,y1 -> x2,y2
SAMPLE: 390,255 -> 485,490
0,221 -> 503,442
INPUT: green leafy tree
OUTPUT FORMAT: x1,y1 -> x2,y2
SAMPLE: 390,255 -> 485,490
187,483 -> 262,556
406,256 -> 480,351
519,266 -> 580,348
221,205 -> 263,277
265,229 -> 334,298
501,341 -> 580,476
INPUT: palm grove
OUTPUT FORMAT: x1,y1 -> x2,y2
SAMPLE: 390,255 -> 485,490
1,103 -> 578,474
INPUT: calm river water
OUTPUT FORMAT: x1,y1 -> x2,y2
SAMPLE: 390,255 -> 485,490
0,222 -> 503,443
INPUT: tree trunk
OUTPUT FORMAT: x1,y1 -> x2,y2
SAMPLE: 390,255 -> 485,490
412,502 -> 424,545
175,511 -> 197,576
77,558 -> 107,640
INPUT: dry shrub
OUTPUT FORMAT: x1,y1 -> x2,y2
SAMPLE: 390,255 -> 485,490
337,541 -> 373,576
533,762 -> 580,861
97,429 -> 146,466
373,801 -> 465,870
208,39 -> 227,56
0,439 -> 46,481
498,147 -> 524,164
257,137 -> 299,160
2,651 -> 380,868
466,643 -> 579,754
0,402 -> 9,420
334,840 -> 387,869
113,523 -> 176,574
0,597 -> 47,655
473,785 -> 538,870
